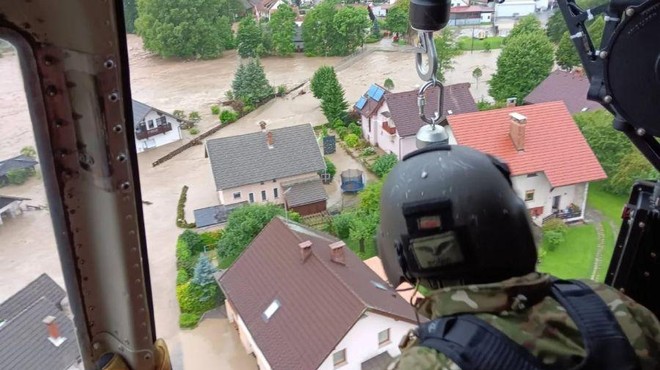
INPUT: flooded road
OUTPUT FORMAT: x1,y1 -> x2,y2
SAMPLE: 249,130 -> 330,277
0,35 -> 500,369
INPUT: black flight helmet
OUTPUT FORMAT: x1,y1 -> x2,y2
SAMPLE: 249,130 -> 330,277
377,145 -> 537,289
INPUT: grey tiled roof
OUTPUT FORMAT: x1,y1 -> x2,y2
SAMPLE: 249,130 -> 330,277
0,274 -> 65,322
0,195 -> 29,210
524,70 -> 603,114
283,178 -> 327,207
0,155 -> 38,177
361,351 -> 395,370
206,124 -> 325,190
0,297 -> 80,370
193,202 -> 246,228
131,100 -> 153,124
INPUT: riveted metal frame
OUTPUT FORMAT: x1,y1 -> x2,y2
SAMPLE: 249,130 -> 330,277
0,1 -> 156,368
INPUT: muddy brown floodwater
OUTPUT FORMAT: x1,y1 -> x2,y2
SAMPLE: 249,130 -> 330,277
0,35 -> 500,369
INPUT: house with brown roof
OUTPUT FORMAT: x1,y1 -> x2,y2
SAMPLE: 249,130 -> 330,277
218,217 -> 419,370
524,70 -> 603,114
446,101 -> 607,224
250,0 -> 286,20
205,123 -> 328,216
354,83 -> 478,159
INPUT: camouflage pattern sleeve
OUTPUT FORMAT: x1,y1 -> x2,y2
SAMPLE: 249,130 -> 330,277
389,346 -> 460,370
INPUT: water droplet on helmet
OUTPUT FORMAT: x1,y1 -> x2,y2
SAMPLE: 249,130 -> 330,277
421,171 -> 428,179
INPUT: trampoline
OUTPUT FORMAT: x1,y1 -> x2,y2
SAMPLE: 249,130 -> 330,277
340,169 -> 365,192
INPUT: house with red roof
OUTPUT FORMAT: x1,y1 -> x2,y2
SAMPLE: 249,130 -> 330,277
218,217 -> 419,370
354,83 -> 478,159
446,101 -> 607,224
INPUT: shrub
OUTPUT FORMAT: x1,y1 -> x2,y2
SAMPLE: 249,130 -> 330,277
200,230 -> 223,250
6,168 -> 31,185
332,118 -> 345,129
176,238 -> 197,276
180,229 -> 206,254
176,269 -> 189,286
179,312 -> 201,329
243,105 -> 255,114
189,127 -> 200,135
20,146 -> 37,158
477,100 -> 509,111
344,133 -> 359,148
331,213 -> 354,239
225,90 -> 234,101
371,153 -> 398,178
543,230 -> 565,252
173,110 -> 186,120
176,185 -> 196,228
188,111 -> 201,123
348,122 -> 361,136
543,218 -> 568,235
383,78 -> 394,90
210,105 -> 220,115
335,126 -> 348,140
276,85 -> 287,96
220,110 -> 239,124
319,157 -> 337,178
176,281 -> 218,314
361,147 -> 376,157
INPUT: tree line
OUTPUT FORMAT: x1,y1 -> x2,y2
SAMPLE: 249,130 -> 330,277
126,0 -> 371,59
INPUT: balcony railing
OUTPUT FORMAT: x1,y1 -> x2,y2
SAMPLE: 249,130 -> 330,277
542,204 -> 582,224
135,122 -> 172,140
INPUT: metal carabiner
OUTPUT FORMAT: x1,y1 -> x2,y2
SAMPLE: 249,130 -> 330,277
417,79 -> 445,127
415,31 -> 438,82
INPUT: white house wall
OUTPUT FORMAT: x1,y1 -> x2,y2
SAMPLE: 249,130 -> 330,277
134,110 -> 182,153
218,172 -> 320,205
512,173 -> 586,223
317,311 -> 416,370
494,2 -> 536,17
225,300 -> 273,370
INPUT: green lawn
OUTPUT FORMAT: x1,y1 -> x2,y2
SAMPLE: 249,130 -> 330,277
346,238 -> 377,260
457,36 -> 504,51
597,221 -> 616,282
587,181 -> 627,223
539,224 -> 598,280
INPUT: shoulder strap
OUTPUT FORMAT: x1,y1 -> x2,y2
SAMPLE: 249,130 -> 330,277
416,315 -> 546,370
551,279 -> 641,370
416,279 -> 641,370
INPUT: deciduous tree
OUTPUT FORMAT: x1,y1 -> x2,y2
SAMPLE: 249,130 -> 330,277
123,0 -> 138,33
302,1 -> 340,56
270,4 -> 296,56
136,0 -> 227,59
384,1 -> 408,35
555,17 -> 605,70
334,6 -> 370,54
506,15 -> 543,41
237,17 -> 263,58
383,78 -> 395,90
472,67 -> 483,89
489,33 -> 554,102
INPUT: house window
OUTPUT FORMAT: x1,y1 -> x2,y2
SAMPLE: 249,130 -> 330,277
249,193 -> 255,203
273,188 -> 279,198
233,192 -> 241,200
525,190 -> 535,202
332,349 -> 346,367
146,119 -> 157,130
158,116 -> 167,125
378,328 -> 390,346
527,173 -> 538,178
261,190 -> 267,201
368,117 -> 371,133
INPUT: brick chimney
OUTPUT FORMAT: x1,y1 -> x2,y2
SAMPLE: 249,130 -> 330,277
43,316 -> 66,347
329,241 -> 346,265
299,240 -> 312,262
266,131 -> 274,149
509,112 -> 527,151
259,121 -> 267,131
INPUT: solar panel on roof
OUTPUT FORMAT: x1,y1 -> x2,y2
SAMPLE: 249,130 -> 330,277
355,96 -> 367,110
367,85 -> 378,99
373,88 -> 384,101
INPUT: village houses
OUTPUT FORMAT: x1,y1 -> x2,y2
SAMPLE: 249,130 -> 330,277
205,123 -> 328,217
132,100 -> 184,153
218,217 -> 420,370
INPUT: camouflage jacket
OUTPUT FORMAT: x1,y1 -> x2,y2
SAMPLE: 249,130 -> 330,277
390,273 -> 660,370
